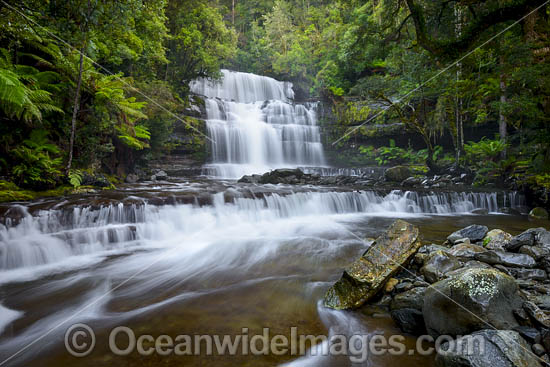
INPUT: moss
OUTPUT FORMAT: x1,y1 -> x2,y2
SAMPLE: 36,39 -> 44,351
0,180 -> 74,203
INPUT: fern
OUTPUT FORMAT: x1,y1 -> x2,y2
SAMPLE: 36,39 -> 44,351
68,170 -> 83,188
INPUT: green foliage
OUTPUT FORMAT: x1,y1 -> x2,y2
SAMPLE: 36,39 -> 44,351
68,170 -> 83,188
12,130 -> 62,189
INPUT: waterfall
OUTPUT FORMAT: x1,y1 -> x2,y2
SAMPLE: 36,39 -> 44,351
0,190 -> 525,274
190,70 -> 325,179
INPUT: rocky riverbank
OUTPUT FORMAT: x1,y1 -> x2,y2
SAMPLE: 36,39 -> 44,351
324,221 -> 550,366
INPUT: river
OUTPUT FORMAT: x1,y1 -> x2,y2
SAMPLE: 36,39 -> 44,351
0,71 -> 544,366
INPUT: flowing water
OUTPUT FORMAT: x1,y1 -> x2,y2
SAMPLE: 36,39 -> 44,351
0,71 -> 546,366
191,70 -> 325,179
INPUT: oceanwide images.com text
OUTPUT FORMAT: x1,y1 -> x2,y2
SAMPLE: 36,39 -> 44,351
65,324 -> 485,362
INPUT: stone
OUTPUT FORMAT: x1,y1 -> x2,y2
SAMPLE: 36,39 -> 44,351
533,344 -> 546,357
483,229 -> 513,251
472,208 -> 489,215
523,301 -> 550,328
435,330 -> 540,367
401,176 -> 421,187
475,250 -> 536,268
529,207 -> 549,220
507,228 -> 550,251
513,326 -> 541,344
390,287 -> 426,311
384,166 -> 412,183
423,268 -> 523,338
390,309 -> 426,335
154,170 -> 168,180
508,268 -> 547,281
448,243 -> 486,261
324,220 -> 422,310
499,207 -> 522,215
384,278 -> 399,293
125,173 -> 139,184
447,225 -> 489,244
421,251 -> 462,283
520,245 -> 550,261
532,294 -> 550,310
394,281 -> 414,292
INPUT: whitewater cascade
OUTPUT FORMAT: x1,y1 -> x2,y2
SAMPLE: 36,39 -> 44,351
190,70 -> 326,179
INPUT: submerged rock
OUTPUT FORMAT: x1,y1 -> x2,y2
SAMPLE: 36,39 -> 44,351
423,268 -> 523,337
324,220 -> 421,310
435,330 -> 540,367
448,225 -> 488,244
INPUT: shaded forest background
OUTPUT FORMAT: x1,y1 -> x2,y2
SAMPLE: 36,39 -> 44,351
0,0 -> 549,200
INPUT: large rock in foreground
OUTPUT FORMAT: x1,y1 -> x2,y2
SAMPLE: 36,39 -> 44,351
436,330 -> 540,367
324,220 -> 421,309
423,268 -> 523,337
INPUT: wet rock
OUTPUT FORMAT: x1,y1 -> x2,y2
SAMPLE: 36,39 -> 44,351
418,244 -> 451,255
513,326 -> 541,344
523,301 -> 550,328
394,281 -> 414,292
446,261 -> 493,278
81,172 -> 111,187
448,243 -> 486,261
391,287 -> 426,311
510,268 -> 547,281
384,166 -> 412,183
125,173 -> 139,184
448,225 -> 488,244
401,176 -> 421,187
435,330 -> 540,367
472,208 -> 489,215
520,245 -> 550,261
390,287 -> 427,335
533,344 -> 546,357
384,278 -> 399,293
483,229 -> 512,251
423,268 -> 523,337
507,228 -> 550,251
475,250 -> 536,268
324,220 -> 422,310
531,294 -> 550,310
529,207 -> 549,220
238,174 -> 261,184
154,170 -> 168,180
421,251 -> 462,283
390,309 -> 426,335
499,207 -> 522,215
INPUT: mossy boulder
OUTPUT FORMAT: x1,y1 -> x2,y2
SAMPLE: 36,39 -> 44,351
423,268 -> 523,338
384,166 -> 412,182
529,207 -> 549,220
324,220 -> 421,309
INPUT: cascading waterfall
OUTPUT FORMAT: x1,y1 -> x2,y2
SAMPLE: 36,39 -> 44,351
190,70 -> 326,179
0,190 -> 525,274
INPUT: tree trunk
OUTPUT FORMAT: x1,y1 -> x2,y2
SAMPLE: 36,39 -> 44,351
499,72 -> 507,159
232,0 -> 235,25
454,3 -> 464,164
66,48 -> 85,173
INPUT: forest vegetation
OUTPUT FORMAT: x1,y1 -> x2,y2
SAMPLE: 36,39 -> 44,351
0,0 -> 549,201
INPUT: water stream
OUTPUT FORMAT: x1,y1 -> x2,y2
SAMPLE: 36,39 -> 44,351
0,71 -> 542,366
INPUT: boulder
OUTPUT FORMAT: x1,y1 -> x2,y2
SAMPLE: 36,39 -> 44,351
471,208 -> 489,215
324,220 -> 422,309
384,278 -> 399,293
519,245 -> 550,261
390,287 -> 426,311
475,250 -> 536,268
421,251 -> 462,283
384,166 -> 412,183
423,268 -> 523,337
390,287 -> 427,335
154,170 -> 168,180
125,173 -> 139,184
507,227 -> 550,251
448,243 -> 486,261
483,229 -> 512,251
435,330 -> 540,367
259,168 -> 304,184
447,225 -> 488,244
529,207 -> 549,220
390,309 -> 426,335
401,176 -> 421,187
523,301 -> 550,328
238,174 -> 262,184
